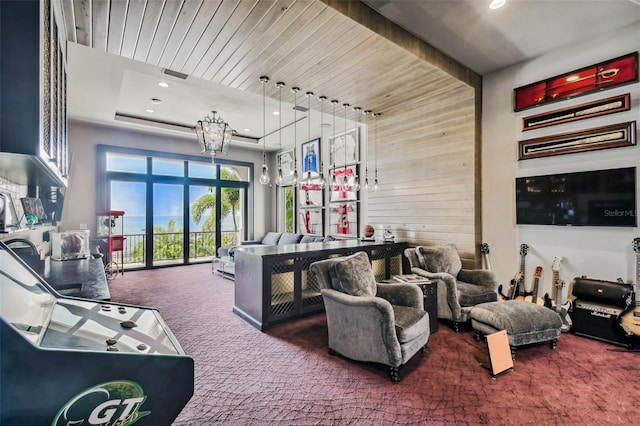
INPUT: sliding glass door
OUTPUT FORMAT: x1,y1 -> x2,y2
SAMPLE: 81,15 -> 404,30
99,146 -> 251,270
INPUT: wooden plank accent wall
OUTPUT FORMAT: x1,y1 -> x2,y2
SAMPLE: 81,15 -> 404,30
325,0 -> 482,267
367,83 -> 479,266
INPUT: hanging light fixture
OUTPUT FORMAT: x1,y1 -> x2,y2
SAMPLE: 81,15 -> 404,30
330,99 -> 339,188
305,91 -> 315,187
341,103 -> 350,192
317,95 -> 327,189
292,87 -> 300,187
363,110 -> 371,191
352,106 -> 361,192
275,81 -> 286,186
258,76 -> 271,185
194,111 -> 235,161
373,112 -> 381,191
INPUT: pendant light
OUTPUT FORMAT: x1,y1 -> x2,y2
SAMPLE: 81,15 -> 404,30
330,99 -> 339,188
352,106 -> 361,191
363,110 -> 371,191
341,103 -> 350,192
305,91 -> 314,187
292,86 -> 300,187
317,95 -> 327,189
258,76 -> 270,185
373,112 -> 381,191
275,81 -> 286,186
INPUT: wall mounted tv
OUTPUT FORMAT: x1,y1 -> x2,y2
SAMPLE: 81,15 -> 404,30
515,167 -> 637,227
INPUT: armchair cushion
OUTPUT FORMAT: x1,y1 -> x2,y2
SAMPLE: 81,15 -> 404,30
393,305 -> 430,343
457,282 -> 499,306
328,252 -> 376,297
416,244 -> 462,277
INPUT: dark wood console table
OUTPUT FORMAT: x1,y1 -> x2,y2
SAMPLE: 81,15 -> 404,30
232,240 -> 407,331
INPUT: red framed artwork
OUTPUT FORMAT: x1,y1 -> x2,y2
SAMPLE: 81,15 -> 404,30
514,52 -> 638,111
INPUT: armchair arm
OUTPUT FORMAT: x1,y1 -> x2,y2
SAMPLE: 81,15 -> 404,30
376,283 -> 423,309
458,269 -> 498,289
410,267 -> 462,320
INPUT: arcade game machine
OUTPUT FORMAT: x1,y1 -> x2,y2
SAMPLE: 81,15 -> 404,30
0,241 -> 194,425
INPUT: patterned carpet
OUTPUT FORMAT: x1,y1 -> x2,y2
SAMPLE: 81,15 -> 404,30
109,263 -> 639,425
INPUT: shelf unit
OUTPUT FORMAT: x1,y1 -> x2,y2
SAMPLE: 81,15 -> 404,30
329,164 -> 360,238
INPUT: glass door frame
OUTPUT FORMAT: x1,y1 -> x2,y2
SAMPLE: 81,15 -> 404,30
97,145 -> 252,269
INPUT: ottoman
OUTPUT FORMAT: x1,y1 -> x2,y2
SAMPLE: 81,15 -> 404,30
470,300 -> 562,359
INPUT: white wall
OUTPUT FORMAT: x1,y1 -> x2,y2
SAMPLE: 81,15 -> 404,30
64,120 -> 271,239
483,22 -> 640,298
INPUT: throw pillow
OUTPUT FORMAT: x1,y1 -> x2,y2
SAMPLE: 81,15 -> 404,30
261,232 -> 282,245
328,251 -> 376,297
416,244 -> 462,277
278,232 -> 303,245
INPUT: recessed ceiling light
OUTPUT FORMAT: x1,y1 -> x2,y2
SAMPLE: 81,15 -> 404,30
489,0 -> 506,9
566,75 -> 579,82
145,109 -> 155,113
151,98 -> 163,104
158,81 -> 169,88
272,111 -> 280,116
244,128 -> 251,132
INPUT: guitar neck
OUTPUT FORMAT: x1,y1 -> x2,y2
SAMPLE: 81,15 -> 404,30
635,252 -> 640,306
553,271 -> 564,306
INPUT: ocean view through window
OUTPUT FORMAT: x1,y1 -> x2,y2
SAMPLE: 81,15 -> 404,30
98,145 -> 251,269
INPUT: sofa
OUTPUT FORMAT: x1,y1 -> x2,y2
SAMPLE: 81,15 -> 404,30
217,232 -> 336,258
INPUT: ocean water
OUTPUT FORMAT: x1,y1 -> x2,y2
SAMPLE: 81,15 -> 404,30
123,215 -> 238,234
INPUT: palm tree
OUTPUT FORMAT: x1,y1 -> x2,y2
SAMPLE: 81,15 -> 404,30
191,166 -> 241,246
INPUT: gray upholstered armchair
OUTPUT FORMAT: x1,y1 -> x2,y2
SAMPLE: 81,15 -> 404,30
404,245 -> 498,332
309,252 -> 430,381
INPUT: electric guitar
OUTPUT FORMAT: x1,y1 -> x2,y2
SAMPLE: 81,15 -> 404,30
480,243 -> 492,271
499,244 -> 528,300
551,256 -> 572,332
524,266 -> 544,305
619,238 -> 640,338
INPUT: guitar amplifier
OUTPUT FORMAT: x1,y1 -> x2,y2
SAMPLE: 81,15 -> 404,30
571,277 -> 633,307
570,299 -> 629,347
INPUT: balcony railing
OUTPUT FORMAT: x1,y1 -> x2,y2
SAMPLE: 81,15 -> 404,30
115,230 -> 239,265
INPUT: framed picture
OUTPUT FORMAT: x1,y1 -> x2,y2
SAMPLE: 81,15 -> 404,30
330,165 -> 358,202
277,148 -> 295,185
301,138 -> 320,177
521,93 -> 631,131
299,207 -> 324,235
20,197 -> 47,222
517,121 -> 636,160
329,128 -> 359,166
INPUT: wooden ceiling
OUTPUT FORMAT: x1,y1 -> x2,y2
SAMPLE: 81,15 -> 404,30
58,0 -> 477,115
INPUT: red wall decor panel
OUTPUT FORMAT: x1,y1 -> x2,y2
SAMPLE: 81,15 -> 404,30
514,52 -> 638,111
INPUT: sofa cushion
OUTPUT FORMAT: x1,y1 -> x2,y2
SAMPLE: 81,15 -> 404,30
278,232 -> 303,245
324,235 -> 336,242
261,232 -> 283,245
416,244 -> 462,277
328,252 -> 376,297
300,235 -> 324,243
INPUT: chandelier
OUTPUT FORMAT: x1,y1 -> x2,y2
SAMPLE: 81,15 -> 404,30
195,111 -> 235,160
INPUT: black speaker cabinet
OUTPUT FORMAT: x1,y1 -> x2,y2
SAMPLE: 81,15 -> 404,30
571,300 -> 629,347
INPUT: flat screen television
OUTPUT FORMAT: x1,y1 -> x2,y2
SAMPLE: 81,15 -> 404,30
515,167 -> 637,227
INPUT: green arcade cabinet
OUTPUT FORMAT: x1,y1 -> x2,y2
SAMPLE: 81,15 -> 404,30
0,241 -> 194,425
